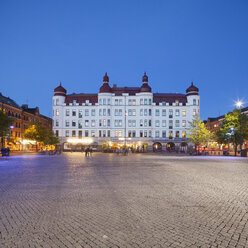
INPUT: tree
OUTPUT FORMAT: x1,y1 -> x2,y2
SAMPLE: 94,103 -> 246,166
24,121 -> 58,151
44,130 -> 59,146
215,109 -> 248,156
0,110 -> 13,147
187,115 -> 212,154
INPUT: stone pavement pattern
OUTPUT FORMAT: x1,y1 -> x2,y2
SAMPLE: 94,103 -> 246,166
0,154 -> 248,248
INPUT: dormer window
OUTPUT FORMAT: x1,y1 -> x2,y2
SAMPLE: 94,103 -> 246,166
162,101 -> 166,106
175,100 -> 179,106
73,100 -> 76,105
85,100 -> 89,105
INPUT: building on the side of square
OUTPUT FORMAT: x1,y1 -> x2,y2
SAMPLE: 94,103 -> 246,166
52,73 -> 200,151
0,93 -> 52,150
205,107 -> 248,152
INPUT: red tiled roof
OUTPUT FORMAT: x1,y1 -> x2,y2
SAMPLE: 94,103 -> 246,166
65,94 -> 98,105
153,93 -> 187,105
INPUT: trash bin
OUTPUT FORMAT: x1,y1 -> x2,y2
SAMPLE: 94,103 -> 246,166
241,150 -> 247,157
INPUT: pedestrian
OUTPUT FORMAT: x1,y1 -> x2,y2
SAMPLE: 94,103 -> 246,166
85,147 -> 89,157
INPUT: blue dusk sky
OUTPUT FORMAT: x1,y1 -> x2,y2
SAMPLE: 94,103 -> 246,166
0,0 -> 247,120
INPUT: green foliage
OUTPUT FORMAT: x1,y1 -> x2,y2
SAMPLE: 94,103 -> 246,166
187,115 -> 212,148
24,121 -> 59,145
0,110 -> 13,138
215,108 -> 248,148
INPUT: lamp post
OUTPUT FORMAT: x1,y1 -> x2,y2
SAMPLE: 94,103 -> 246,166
235,101 -> 243,153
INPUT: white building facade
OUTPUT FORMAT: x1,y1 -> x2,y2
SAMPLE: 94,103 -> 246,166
53,73 -> 200,151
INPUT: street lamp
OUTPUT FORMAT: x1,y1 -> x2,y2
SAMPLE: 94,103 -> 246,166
235,101 -> 243,153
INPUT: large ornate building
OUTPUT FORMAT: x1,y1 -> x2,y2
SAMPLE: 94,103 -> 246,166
52,73 -> 200,151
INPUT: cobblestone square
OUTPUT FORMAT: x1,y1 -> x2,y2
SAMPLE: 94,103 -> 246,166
0,154 -> 248,248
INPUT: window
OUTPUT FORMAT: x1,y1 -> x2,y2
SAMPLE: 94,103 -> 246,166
115,109 -> 118,116
128,120 -> 132,127
91,131 -> 95,137
175,120 -> 180,127
149,99 -> 152,105
73,100 -> 76,105
107,119 -> 111,127
99,130 -> 102,137
99,109 -> 102,116
162,101 -> 166,106
85,130 -> 89,137
85,120 -> 89,127
149,130 -> 152,137
119,99 -> 123,105
193,109 -> 196,116
72,110 -> 76,116
155,131 -> 159,138
169,120 -> 173,129
66,130 -> 69,137
176,109 -> 180,116
155,120 -> 160,127
144,99 -> 147,105
149,120 -> 152,127
107,99 -> 111,105
162,131 -> 166,138
103,109 -> 106,116
182,110 -> 186,117
65,120 -> 69,127
176,131 -> 180,138
56,99 -> 59,105
140,131 -> 143,137
128,109 -> 132,116
128,99 -> 132,105
182,120 -> 186,127
78,121 -> 82,128
103,99 -> 106,105
132,131 -> 136,137
162,120 -> 166,127
107,109 -> 111,116
132,120 -> 136,127
119,130 -> 122,137
175,100 -> 179,106
72,121 -> 76,127
162,109 -> 166,116
155,109 -> 159,116
103,119 -> 106,127
128,131 -> 132,138
99,120 -> 102,127
144,130 -> 147,138
85,100 -> 89,105
169,109 -> 173,118
79,110 -> 83,118
115,130 -> 118,137
79,131 -> 82,138
107,130 -> 111,137
56,120 -> 59,127
169,131 -> 173,139
140,119 -> 143,127
149,109 -> 152,116
99,99 -> 102,105
144,109 -> 147,116
91,120 -> 95,127
55,130 -> 59,137
132,109 -> 136,116
140,99 -> 143,105
132,99 -> 136,105
140,109 -> 143,116
91,109 -> 95,116
193,99 -> 196,105
56,109 -> 59,116
144,119 -> 147,127
182,131 -> 186,138
85,110 -> 89,116
72,130 -> 76,137
114,99 -> 118,105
